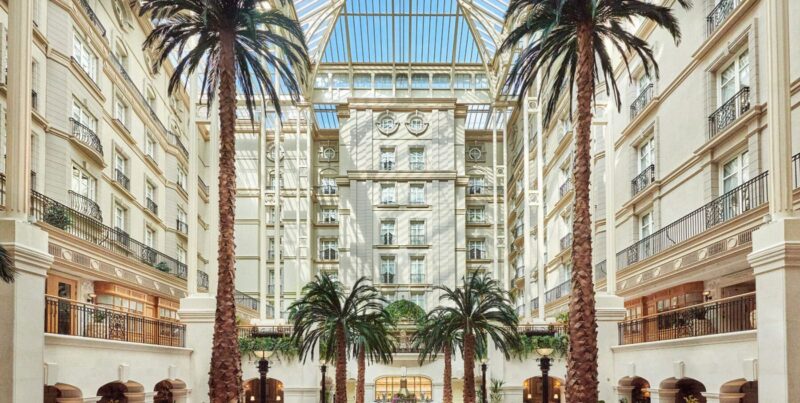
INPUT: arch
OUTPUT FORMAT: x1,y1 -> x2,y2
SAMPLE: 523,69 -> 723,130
523,376 -> 564,403
374,376 -> 433,401
243,377 -> 284,403
660,377 -> 706,403
154,379 -> 188,403
97,380 -> 145,403
618,376 -> 651,403
44,383 -> 83,403
720,379 -> 757,403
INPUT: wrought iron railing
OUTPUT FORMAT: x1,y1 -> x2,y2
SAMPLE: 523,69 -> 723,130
559,180 -> 573,199
381,233 -> 395,245
468,249 -> 487,260
631,164 -> 656,196
380,160 -> 395,171
319,249 -> 338,261
146,198 -> 158,215
176,219 -> 188,234
198,176 -> 210,195
31,191 -> 187,279
234,291 -> 259,311
617,171 -> 768,270
545,280 -> 571,303
468,184 -> 486,195
170,131 -> 189,158
45,295 -> 185,347
619,292 -> 755,345
630,84 -> 654,120
78,0 -> 106,37
114,169 -> 130,191
316,185 -> 338,195
530,297 -> 539,311
560,233 -> 573,252
595,260 -> 607,281
380,273 -> 395,284
69,118 -> 103,156
709,87 -> 750,138
197,271 -> 209,291
69,191 -> 102,221
706,0 -> 743,36
237,325 -> 293,339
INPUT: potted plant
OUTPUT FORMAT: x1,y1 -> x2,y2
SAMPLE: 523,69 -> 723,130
154,262 -> 170,273
489,379 -> 505,403
85,308 -> 108,338
43,204 -> 72,230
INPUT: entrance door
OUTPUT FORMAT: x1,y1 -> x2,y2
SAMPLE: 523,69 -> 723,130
45,276 -> 77,335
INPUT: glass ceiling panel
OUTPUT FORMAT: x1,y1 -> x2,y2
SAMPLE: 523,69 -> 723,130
314,104 -> 340,129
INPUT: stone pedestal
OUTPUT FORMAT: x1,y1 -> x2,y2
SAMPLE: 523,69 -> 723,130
0,219 -> 52,402
747,217 -> 800,402
595,293 -> 626,402
178,295 -> 217,403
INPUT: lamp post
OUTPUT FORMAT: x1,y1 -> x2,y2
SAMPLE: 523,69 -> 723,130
254,349 -> 274,403
480,357 -> 488,403
319,359 -> 327,403
536,348 -> 554,403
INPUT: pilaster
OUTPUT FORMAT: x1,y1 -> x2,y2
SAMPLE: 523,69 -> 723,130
595,293 -> 626,403
178,295 -> 217,403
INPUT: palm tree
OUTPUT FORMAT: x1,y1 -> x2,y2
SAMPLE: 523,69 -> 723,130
428,273 -> 520,403
352,312 -> 396,403
501,1 -> 687,400
290,273 -> 387,403
0,245 -> 14,283
137,1 -> 308,401
413,311 -> 459,403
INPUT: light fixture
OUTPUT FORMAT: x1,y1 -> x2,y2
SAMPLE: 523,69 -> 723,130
254,350 -> 274,360
536,347 -> 554,357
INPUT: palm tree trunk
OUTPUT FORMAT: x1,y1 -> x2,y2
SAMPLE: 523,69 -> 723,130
356,348 -> 365,403
566,22 -> 599,403
335,323 -> 348,403
443,344 -> 453,403
208,29 -> 242,403
463,333 -> 476,403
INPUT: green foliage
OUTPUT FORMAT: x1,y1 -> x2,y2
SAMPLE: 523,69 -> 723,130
92,309 -> 107,323
556,311 -> 569,326
683,397 -> 700,403
489,379 -> 505,403
0,245 -> 15,283
385,299 -> 425,325
44,204 -> 72,230
513,334 -> 569,359
154,262 -> 170,273
238,335 -> 298,362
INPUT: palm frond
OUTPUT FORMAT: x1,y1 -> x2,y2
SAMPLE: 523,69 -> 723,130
0,245 -> 14,283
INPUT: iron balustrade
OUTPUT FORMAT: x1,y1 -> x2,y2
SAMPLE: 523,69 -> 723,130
630,84 -> 654,120
170,132 -> 189,158
380,160 -> 396,171
31,191 -> 188,279
69,118 -> 104,156
616,171 -> 768,270
410,235 -> 426,245
545,280 -> 571,303
109,55 -> 169,137
559,180 -> 573,199
706,0 -> 743,36
410,274 -> 426,284
530,297 -> 539,310
198,271 -> 209,291
319,249 -> 338,261
45,295 -> 185,347
595,260 -> 607,281
468,184 -> 486,195
380,273 -> 396,284
631,164 -> 656,196
317,185 -> 338,195
237,325 -> 293,339
234,291 -> 259,311
381,233 -> 395,245
619,292 -> 755,345
468,249 -> 487,260
69,191 -> 102,221
78,0 -> 106,37
146,198 -> 158,215
176,220 -> 188,234
198,176 -> 210,195
560,233 -> 573,252
114,169 -> 130,191
709,87 -> 750,138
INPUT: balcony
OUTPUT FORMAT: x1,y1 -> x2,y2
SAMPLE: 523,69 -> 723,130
78,0 -> 106,37
708,87 -> 750,139
176,219 -> 188,235
380,160 -> 396,171
560,233 -> 573,252
234,291 -> 259,312
198,271 -> 209,291
410,235 -> 426,245
69,191 -> 102,221
319,250 -> 338,261
380,198 -> 397,206
114,169 -> 130,191
45,296 -> 185,347
468,249 -> 487,260
109,55 -> 168,136
146,198 -> 158,215
380,273 -> 396,284
631,164 -> 656,196
198,176 -> 210,195
317,185 -> 338,196
31,191 -> 188,279
706,0 -> 743,36
380,233 -> 395,245
559,180 -> 573,199
617,171 -> 768,270
170,132 -> 189,158
545,280 -> 571,303
468,184 -> 486,195
70,118 -> 104,157
619,292 -> 755,345
630,84 -> 654,120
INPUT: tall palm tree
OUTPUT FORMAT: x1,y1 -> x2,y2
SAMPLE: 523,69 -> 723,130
428,273 -> 520,403
290,274 -> 387,403
137,1 -> 308,401
352,312 -> 396,403
0,245 -> 14,283
501,1 -> 687,400
413,311 -> 459,403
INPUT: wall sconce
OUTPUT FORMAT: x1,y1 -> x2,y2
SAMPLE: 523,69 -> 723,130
87,293 -> 97,303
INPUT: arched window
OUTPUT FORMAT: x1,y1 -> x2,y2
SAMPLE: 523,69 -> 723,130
374,376 -> 432,401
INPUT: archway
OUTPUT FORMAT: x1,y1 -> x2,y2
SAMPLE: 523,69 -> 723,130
523,376 -> 564,403
660,377 -> 706,403
618,376 -> 651,403
97,381 -> 145,403
243,377 -> 284,402
154,379 -> 187,403
720,379 -> 757,403
44,383 -> 83,403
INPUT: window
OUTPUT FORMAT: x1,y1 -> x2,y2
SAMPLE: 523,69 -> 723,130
380,256 -> 396,283
177,166 -> 188,190
71,100 -> 98,134
114,153 -> 127,175
380,184 -> 396,205
395,74 -> 409,89
353,73 -> 371,89
638,137 -> 655,171
475,74 -> 489,89
320,176 -> 337,194
331,73 -> 349,89
432,74 -> 451,90
320,239 -> 338,260
71,165 -> 96,200
410,293 -> 426,311
375,377 -> 432,402
411,74 -> 429,90
639,211 -> 653,239
722,150 -> 750,193
114,97 -> 130,127
468,176 -> 485,195
145,181 -> 157,213
410,221 -> 426,245
454,74 -> 472,90
314,74 -> 330,89
177,208 -> 188,233
268,170 -> 285,190
409,184 -> 425,205
114,203 -> 127,231
320,208 -> 338,223
409,148 -> 425,170
145,227 -> 156,248
468,239 -> 487,260
467,206 -> 485,223
73,31 -> 98,81
410,257 -> 426,284
375,74 -> 392,89
177,244 -> 187,264
380,220 -> 396,245
380,148 -> 396,171
719,49 -> 750,104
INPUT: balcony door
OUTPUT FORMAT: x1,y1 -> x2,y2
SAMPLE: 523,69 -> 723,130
45,276 -> 77,335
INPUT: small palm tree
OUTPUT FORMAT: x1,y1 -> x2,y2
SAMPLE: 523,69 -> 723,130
353,312 -> 396,403
428,273 -> 520,403
137,1 -> 308,401
413,311 -> 459,403
0,245 -> 14,283
290,274 -> 386,403
501,1 -> 687,400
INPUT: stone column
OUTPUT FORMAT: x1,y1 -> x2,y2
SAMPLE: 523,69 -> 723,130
178,296 -> 216,403
595,294 -> 626,403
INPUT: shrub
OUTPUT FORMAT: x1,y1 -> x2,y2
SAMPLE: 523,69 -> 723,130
43,204 -> 72,230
